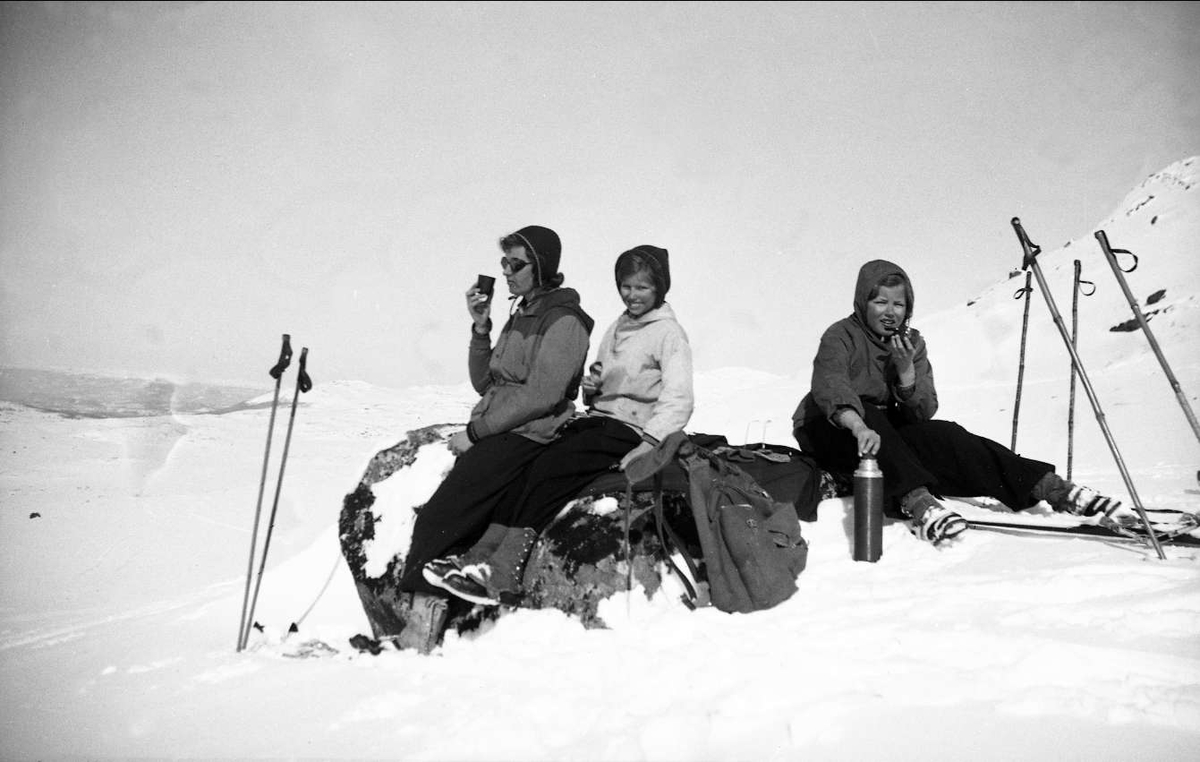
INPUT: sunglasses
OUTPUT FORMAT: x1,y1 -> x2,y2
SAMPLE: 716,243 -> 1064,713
499,257 -> 532,274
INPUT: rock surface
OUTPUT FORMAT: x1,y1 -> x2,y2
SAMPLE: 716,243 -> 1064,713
338,425 -> 704,644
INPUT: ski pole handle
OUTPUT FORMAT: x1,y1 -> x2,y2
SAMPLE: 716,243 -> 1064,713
269,334 -> 293,380
297,347 -> 313,393
1095,230 -> 1139,273
1010,217 -> 1041,269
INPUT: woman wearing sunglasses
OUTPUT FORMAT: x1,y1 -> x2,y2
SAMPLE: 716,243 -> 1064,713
393,224 -> 594,651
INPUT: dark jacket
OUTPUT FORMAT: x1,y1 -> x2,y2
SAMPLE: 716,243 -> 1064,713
792,259 -> 938,435
468,286 -> 594,444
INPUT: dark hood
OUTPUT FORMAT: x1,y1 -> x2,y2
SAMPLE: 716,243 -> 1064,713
852,259 -> 914,327
508,225 -> 563,287
522,285 -> 595,334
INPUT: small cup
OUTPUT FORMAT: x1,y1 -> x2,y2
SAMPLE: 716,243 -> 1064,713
476,274 -> 496,299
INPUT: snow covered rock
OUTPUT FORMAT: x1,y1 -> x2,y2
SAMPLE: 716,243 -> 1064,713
337,425 -> 696,645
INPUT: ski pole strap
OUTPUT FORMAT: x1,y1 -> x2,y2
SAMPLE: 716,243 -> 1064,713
297,347 -> 313,393
1112,247 -> 1138,273
1072,259 -> 1096,296
269,334 -> 293,380
1012,271 -> 1032,300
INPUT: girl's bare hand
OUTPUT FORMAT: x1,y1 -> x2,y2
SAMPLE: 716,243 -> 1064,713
889,333 -> 916,386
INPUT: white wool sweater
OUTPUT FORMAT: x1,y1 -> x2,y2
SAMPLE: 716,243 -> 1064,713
585,303 -> 694,443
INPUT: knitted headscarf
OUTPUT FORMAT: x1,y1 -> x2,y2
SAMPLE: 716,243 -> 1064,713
503,225 -> 563,287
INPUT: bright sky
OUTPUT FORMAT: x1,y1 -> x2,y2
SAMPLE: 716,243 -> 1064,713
2,1 -> 1197,389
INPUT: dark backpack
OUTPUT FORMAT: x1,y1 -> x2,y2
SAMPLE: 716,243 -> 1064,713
625,432 -> 809,614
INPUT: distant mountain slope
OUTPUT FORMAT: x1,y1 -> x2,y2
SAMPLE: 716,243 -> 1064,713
0,367 -> 269,418
919,156 -> 1200,474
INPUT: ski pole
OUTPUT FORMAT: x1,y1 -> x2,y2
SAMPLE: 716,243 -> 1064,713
237,334 -> 292,652
1011,218 -> 1164,559
1067,261 -> 1094,480
1094,230 -> 1200,445
241,346 -> 313,650
1010,272 -> 1033,452
743,420 -> 760,446
284,551 -> 342,640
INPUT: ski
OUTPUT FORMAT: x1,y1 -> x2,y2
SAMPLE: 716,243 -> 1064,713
280,639 -> 340,659
967,517 -> 1200,548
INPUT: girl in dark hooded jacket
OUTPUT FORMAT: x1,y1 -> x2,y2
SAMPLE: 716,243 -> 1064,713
793,260 -> 1125,545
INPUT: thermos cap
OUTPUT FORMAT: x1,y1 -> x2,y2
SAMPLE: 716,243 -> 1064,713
854,456 -> 882,477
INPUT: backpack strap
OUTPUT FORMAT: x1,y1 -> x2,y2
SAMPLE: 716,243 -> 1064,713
622,432 -> 709,608
650,471 -> 705,609
622,482 -> 634,593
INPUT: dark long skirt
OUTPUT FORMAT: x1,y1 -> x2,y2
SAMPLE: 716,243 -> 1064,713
496,415 -> 642,531
397,432 -> 545,595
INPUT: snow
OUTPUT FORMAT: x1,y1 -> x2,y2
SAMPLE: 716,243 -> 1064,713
2,158 -> 1199,759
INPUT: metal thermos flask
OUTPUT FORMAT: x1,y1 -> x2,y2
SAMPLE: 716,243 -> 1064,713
853,456 -> 884,562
